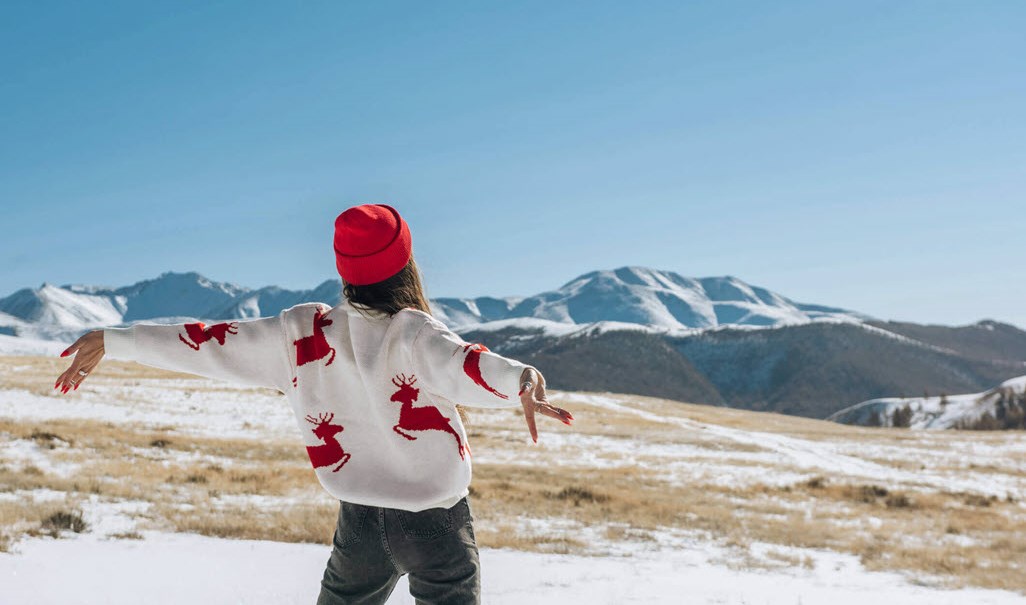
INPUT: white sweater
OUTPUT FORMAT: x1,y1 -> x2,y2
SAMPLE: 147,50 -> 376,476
103,298 -> 536,512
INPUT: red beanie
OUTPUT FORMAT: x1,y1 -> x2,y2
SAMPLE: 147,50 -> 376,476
333,204 -> 413,285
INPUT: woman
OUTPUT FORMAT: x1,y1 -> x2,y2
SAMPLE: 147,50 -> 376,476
54,203 -> 574,605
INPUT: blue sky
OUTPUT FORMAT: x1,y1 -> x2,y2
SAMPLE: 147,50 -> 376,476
2,1 -> 1024,327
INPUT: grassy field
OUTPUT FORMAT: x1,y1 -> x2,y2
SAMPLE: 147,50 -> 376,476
2,355 -> 1025,594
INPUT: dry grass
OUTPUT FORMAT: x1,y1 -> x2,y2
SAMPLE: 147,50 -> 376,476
153,500 -> 338,544
463,458 -> 1026,591
716,477 -> 1026,591
0,412 -> 328,551
474,523 -> 587,555
3,357 -> 1026,593
0,498 -> 87,552
763,548 -> 816,570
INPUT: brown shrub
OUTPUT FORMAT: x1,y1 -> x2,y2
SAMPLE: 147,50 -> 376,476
40,510 -> 88,537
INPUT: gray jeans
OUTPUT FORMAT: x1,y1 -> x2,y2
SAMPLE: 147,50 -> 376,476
316,496 -> 481,605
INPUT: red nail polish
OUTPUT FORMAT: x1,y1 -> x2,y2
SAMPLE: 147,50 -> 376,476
74,383 -> 79,391
60,349 -> 71,357
54,380 -> 60,389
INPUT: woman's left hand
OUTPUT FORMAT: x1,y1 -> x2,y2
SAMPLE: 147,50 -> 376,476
519,368 -> 574,443
54,330 -> 105,394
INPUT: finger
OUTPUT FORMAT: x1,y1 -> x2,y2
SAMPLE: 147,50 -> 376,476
537,403 -> 574,425
57,360 -> 90,394
541,408 -> 574,422
534,377 -> 550,402
521,398 -> 539,444
55,367 -> 74,393
59,370 -> 78,394
59,334 -> 87,358
73,366 -> 92,390
530,377 -> 573,423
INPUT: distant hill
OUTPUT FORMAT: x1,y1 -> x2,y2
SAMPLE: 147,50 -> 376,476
461,325 -> 725,406
461,320 -> 1026,420
668,322 -> 1025,417
828,375 -> 1026,430
868,320 -> 1026,365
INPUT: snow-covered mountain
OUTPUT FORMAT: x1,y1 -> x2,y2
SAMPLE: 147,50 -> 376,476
434,266 -> 865,331
0,267 -> 864,343
0,272 -> 342,342
827,375 -> 1026,429
5,268 -> 1025,426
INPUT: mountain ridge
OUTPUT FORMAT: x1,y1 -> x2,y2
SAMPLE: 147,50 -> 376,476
4,267 -> 1024,423
0,266 -> 869,342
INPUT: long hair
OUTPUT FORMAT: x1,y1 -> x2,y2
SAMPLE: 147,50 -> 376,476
342,256 -> 433,318
342,256 -> 471,425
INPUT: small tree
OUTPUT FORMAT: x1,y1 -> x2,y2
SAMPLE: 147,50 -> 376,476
891,403 -> 913,428
973,412 -> 1001,430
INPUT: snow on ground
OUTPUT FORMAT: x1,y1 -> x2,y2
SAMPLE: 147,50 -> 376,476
553,392 -> 1026,499
2,530 -> 1023,605
0,380 -> 297,440
0,334 -> 66,356
4,364 -> 1026,602
0,436 -> 81,477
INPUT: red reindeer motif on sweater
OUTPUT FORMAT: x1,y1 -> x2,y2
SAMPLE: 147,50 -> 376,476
459,343 -> 510,400
388,373 -> 466,460
292,308 -> 336,387
178,322 -> 239,351
305,412 -> 351,472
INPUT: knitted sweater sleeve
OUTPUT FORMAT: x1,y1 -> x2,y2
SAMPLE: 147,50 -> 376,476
101,311 -> 292,391
410,315 -> 536,409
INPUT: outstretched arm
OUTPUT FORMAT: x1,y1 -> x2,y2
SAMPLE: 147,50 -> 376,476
55,314 -> 292,393
410,316 -> 573,440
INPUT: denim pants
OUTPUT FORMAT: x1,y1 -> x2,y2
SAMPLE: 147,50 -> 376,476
316,496 -> 481,605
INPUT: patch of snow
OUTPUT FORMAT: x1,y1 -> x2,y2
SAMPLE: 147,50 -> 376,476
0,437 -> 80,477
0,488 -> 70,504
554,392 -> 1026,499
1,531 -> 1023,604
454,317 -> 583,337
0,334 -> 66,356
0,383 -> 297,441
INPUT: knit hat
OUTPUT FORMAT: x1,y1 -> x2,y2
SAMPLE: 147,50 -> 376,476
333,204 -> 413,285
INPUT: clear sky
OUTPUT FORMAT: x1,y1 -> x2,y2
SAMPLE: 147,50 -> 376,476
2,1 -> 1024,328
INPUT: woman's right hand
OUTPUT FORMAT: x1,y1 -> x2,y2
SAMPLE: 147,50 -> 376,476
55,330 -> 105,394
518,368 -> 574,443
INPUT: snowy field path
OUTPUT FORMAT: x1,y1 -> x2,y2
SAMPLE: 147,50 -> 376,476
2,530 -> 1023,605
